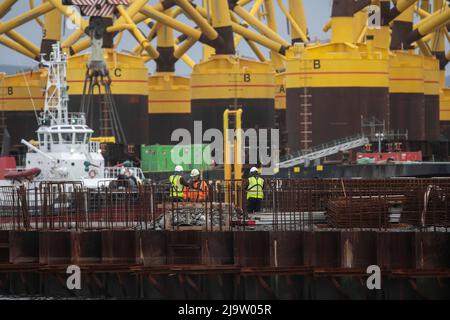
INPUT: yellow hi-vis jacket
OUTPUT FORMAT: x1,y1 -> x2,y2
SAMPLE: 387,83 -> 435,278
247,176 -> 264,199
169,175 -> 183,198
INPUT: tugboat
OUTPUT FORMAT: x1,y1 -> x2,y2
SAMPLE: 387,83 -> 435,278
0,43 -> 143,189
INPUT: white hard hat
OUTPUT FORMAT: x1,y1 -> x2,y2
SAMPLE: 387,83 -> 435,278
175,165 -> 183,172
250,167 -> 258,173
190,168 -> 200,177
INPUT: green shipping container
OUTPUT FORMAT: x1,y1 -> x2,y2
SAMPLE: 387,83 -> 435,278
141,144 -> 212,173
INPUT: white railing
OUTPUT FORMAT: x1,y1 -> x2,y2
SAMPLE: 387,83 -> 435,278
89,141 -> 100,153
104,167 -> 145,180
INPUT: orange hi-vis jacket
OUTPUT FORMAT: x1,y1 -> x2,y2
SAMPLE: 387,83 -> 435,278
183,180 -> 209,202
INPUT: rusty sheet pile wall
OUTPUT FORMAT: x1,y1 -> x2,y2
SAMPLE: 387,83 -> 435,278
0,230 -> 449,299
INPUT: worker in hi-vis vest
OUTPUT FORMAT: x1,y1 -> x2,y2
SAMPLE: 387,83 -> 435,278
246,167 -> 264,213
184,169 -> 209,202
169,165 -> 189,201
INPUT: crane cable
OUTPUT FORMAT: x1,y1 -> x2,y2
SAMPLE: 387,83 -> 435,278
22,69 -> 40,125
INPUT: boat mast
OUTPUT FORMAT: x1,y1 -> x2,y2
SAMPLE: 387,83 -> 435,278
40,42 -> 68,126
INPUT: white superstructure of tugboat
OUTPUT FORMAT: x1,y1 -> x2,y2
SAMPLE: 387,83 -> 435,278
3,43 -> 143,188
23,43 -> 105,187
0,43 -> 144,188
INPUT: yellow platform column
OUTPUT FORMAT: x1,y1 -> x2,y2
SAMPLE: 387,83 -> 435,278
40,0 -> 61,58
1,70 -> 46,147
67,52 -> 149,146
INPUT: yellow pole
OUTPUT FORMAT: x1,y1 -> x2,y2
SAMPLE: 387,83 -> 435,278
432,0 -> 447,88
194,3 -> 285,54
431,0 -> 445,52
133,21 -> 160,55
174,0 -> 218,40
157,9 -> 174,48
137,4 -> 202,40
41,0 -> 62,57
354,8 -> 368,43
62,29 -> 86,52
0,36 -> 36,59
232,4 -> 290,46
210,0 -> 233,28
366,0 -> 390,49
200,0 -> 215,60
114,0 -> 150,26
234,0 -> 264,46
234,109 -> 243,183
278,0 -> 307,42
223,109 -> 243,204
174,45 -> 195,68
234,109 -> 243,208
421,0 -> 431,11
209,0 -> 235,54
70,37 -> 92,55
116,5 -> 159,59
246,40 -> 267,62
0,1 -> 54,35
231,23 -> 286,54
45,0 -> 88,32
263,0 -> 284,70
286,0 -> 308,43
174,37 -> 197,60
224,109 -> 231,202
0,0 -> 17,19
330,0 -> 355,43
407,6 -> 450,43
390,4 -> 414,50
388,0 -> 419,23
4,30 -> 40,58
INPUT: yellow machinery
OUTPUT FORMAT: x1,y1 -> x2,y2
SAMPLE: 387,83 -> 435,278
285,0 -> 389,152
423,54 -> 440,142
90,137 -> 116,144
190,0 -> 276,135
389,51 -> 426,142
40,0 -> 61,59
1,0 -> 450,162
148,8 -> 192,145
191,55 -> 276,134
271,0 -> 307,156
223,108 -> 243,205
67,51 -> 149,146
388,1 -> 449,147
148,73 -> 191,144
274,73 -> 287,155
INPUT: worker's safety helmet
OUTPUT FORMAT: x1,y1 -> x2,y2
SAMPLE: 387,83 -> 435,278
250,167 -> 258,174
175,165 -> 183,172
190,168 -> 200,177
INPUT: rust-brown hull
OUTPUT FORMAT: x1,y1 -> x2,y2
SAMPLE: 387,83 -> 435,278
148,113 -> 193,145
425,95 -> 440,141
191,98 -> 275,132
390,93 -> 425,141
275,109 -> 288,155
3,111 -> 39,146
286,87 -> 389,152
69,95 -> 149,145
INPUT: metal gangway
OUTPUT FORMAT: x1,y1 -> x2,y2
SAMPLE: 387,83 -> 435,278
278,134 -> 370,168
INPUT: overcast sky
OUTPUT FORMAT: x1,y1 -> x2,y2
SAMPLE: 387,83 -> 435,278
0,1 -> 447,76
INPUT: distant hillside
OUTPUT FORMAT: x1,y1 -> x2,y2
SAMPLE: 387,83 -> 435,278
0,65 -> 29,74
